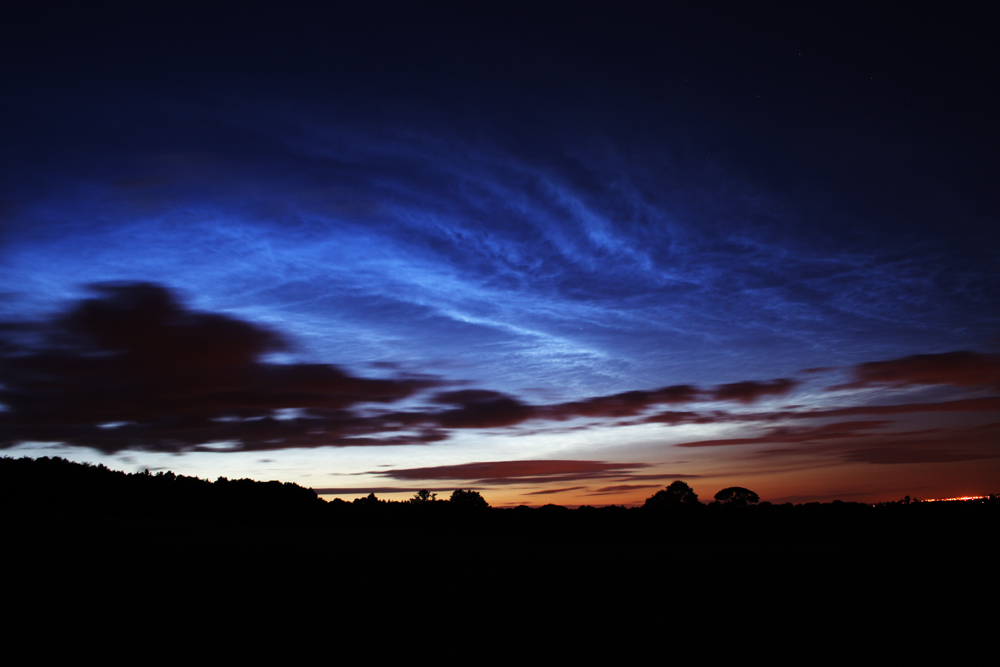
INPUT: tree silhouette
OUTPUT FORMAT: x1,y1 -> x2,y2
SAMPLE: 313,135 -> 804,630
644,480 -> 700,508
410,489 -> 437,504
449,489 -> 489,508
714,487 -> 760,507
354,492 -> 383,507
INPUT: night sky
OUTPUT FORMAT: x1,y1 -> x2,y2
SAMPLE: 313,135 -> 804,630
2,2 -> 998,505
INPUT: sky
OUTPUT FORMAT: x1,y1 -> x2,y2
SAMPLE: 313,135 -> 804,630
1,2 -> 998,505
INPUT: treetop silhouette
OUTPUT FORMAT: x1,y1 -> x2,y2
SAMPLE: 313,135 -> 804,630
644,480 -> 700,508
410,489 -> 437,504
449,488 -> 489,508
714,487 -> 760,507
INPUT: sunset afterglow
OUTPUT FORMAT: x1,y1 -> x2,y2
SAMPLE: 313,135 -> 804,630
2,4 -> 997,506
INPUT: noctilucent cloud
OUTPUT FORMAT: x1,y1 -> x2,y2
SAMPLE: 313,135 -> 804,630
2,4 -> 998,504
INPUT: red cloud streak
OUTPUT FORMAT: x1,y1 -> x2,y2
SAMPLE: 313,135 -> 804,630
837,351 -> 1000,390
376,460 -> 650,481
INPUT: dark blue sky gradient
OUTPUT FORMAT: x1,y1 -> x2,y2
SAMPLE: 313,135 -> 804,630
2,3 -> 998,503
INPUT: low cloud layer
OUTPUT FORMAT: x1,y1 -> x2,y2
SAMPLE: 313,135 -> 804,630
673,419 -> 1000,465
370,459 -> 694,487
0,284 -> 439,453
1,283 -> 997,470
835,351 -> 1000,391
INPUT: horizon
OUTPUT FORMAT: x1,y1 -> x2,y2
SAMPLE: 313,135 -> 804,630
5,454 -> 992,508
2,3 -> 998,506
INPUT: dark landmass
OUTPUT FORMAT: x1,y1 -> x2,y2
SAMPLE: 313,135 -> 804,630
5,456 -> 997,539
4,456 -> 996,639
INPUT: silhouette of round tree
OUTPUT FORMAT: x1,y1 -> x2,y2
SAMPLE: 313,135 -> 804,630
449,488 -> 489,509
410,489 -> 437,504
714,487 -> 759,506
644,480 -> 700,508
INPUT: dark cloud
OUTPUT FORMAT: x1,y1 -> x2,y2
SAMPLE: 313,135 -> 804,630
841,443 -> 997,465
526,380 -> 793,426
779,423 -> 1000,465
855,423 -> 1000,464
674,420 -> 892,448
643,410 -> 717,425
524,486 -> 587,496
430,390 -> 537,428
675,418 -> 1000,466
604,473 -> 702,482
317,377 -> 804,440
373,460 -> 651,485
538,378 -> 799,426
644,395 -> 1000,428
689,396 -> 1000,430
836,351 -> 1000,391
5,284 -> 996,466
710,379 -> 799,403
543,385 -> 702,421
0,284 -> 809,454
588,484 -> 662,495
0,283 -> 439,453
802,396 -> 1000,418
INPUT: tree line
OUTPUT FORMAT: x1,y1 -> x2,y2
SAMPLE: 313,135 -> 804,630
3,456 -> 996,539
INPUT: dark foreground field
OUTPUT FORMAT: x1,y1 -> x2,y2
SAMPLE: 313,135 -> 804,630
4,456 -> 996,650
